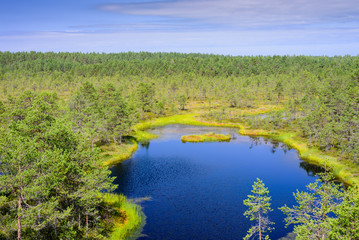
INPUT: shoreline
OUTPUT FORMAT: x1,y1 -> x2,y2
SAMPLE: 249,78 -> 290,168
132,113 -> 359,187
103,112 -> 359,239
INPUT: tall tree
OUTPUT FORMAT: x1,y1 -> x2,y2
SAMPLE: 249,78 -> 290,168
136,82 -> 155,113
280,172 -> 343,240
0,92 -> 67,239
0,91 -> 116,239
69,81 -> 102,150
243,178 -> 274,240
99,83 -> 135,144
329,187 -> 359,240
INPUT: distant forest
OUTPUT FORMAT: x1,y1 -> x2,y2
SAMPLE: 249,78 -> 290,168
1,52 -> 358,160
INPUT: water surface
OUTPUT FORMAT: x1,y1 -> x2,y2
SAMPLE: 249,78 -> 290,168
111,125 -> 321,240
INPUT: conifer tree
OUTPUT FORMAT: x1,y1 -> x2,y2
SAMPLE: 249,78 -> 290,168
0,91 -> 116,239
329,187 -> 359,240
280,172 -> 343,240
69,81 -> 102,150
243,178 -> 274,240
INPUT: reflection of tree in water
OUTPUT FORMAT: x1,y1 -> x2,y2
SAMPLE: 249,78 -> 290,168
230,130 -> 237,140
280,143 -> 291,154
249,137 -> 261,149
249,137 -> 293,155
299,162 -> 347,188
141,142 -> 150,149
299,161 -> 325,177
270,140 -> 280,153
111,159 -> 134,189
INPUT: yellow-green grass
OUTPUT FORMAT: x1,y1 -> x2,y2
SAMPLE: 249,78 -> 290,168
133,113 -> 245,139
223,104 -> 283,117
99,142 -> 143,240
133,102 -> 283,137
134,112 -> 359,187
102,193 -> 144,240
101,139 -> 138,167
99,106 -> 359,239
181,133 -> 231,143
239,128 -> 359,187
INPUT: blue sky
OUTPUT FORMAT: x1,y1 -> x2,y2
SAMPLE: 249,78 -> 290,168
1,0 -> 358,55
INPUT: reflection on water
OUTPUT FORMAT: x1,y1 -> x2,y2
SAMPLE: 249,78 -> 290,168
111,125 -> 323,240
249,137 -> 292,155
140,142 -> 150,149
299,161 -> 325,177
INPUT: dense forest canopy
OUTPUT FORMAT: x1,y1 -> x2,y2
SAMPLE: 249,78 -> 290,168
1,52 -> 357,78
1,52 -> 358,159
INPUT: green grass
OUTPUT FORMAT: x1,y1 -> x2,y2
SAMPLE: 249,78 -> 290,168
99,140 -> 143,239
100,139 -> 138,167
133,113 -> 245,137
98,106 -> 359,239
99,141 -> 143,239
133,112 -> 359,187
181,132 -> 231,143
102,193 -> 144,240
239,128 -> 359,187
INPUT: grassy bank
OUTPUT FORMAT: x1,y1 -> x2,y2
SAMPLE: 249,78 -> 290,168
133,113 -> 245,142
99,108 -> 359,239
102,193 -> 144,240
133,112 -> 359,187
101,139 -> 138,167
239,128 -> 359,186
181,133 -> 231,143
100,141 -> 142,240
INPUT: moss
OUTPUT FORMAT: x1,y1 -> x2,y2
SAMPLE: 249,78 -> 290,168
239,128 -> 359,187
102,193 -> 144,240
133,113 -> 245,134
101,139 -> 138,167
181,132 -> 231,143
133,112 -> 359,187
98,107 -> 359,239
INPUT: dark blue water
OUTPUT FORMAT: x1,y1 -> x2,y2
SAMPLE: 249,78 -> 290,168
111,125 -> 322,240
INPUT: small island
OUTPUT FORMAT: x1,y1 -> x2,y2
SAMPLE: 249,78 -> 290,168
181,132 -> 231,143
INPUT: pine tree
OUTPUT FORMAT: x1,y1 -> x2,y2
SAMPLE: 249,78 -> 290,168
280,172 -> 343,240
329,187 -> 359,240
0,91 -> 116,239
69,81 -> 102,150
243,178 -> 274,240
99,83 -> 135,144
0,92 -> 68,239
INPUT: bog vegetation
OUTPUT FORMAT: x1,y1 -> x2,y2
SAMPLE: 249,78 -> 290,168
181,132 -> 231,142
0,52 -> 358,239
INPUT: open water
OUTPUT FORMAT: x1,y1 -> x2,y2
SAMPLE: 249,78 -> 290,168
111,125 -> 323,240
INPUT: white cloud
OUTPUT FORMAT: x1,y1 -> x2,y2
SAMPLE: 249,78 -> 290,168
98,0 -> 359,27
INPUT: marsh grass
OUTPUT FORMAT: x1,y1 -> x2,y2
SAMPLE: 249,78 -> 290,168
134,113 -> 245,133
133,112 -> 359,187
102,193 -> 144,240
181,132 -> 231,143
98,105 -> 359,239
101,139 -> 138,167
239,128 -> 359,186
99,141 -> 144,240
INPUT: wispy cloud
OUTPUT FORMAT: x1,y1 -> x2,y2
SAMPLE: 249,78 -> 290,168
97,0 -> 359,28
1,27 -> 358,55
1,0 -> 358,55
69,21 -> 223,33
